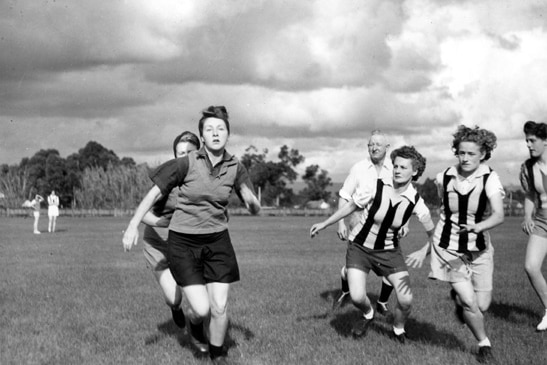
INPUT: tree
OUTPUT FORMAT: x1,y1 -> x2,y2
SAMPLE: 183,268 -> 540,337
0,141 -> 136,208
300,164 -> 333,202
75,141 -> 121,171
73,163 -> 150,209
240,145 -> 304,206
0,163 -> 30,208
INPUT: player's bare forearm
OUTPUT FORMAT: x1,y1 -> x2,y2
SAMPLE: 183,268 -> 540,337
241,184 -> 261,215
122,185 -> 162,251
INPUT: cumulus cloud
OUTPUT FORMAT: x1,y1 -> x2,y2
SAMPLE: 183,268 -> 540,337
1,0 -> 547,187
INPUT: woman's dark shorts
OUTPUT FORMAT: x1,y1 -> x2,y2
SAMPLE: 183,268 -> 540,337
346,241 -> 407,277
168,229 -> 240,286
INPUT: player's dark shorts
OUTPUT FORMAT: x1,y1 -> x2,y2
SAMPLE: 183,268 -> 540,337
168,229 -> 240,286
346,241 -> 407,277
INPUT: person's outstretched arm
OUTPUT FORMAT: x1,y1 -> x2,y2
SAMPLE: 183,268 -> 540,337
310,200 -> 358,238
239,183 -> 260,215
122,185 -> 163,251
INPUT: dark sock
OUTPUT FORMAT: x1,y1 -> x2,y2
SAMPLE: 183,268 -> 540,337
341,276 -> 349,293
378,281 -> 393,303
170,305 -> 186,328
209,343 -> 224,359
190,321 -> 206,343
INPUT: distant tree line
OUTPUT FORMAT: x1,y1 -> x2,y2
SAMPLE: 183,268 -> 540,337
0,141 -> 334,210
0,141 -> 149,209
0,141 -> 525,210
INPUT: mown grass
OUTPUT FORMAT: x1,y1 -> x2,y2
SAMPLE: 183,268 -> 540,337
0,215 -> 545,365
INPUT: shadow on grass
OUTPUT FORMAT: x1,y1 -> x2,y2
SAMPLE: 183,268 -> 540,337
327,311 -> 466,351
294,288 -> 349,322
488,301 -> 539,323
144,319 -> 255,360
144,320 -> 181,346
319,288 -> 346,304
315,288 -> 466,351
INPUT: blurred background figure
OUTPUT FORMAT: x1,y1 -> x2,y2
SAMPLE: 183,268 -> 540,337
47,190 -> 60,233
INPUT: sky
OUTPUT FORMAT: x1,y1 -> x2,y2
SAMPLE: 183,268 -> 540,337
2,0 -> 547,187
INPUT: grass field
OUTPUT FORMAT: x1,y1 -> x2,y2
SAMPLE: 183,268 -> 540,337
0,215 -> 545,365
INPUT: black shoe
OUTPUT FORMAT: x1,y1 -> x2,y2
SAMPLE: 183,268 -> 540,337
171,306 -> 186,328
391,331 -> 407,344
477,346 -> 493,363
450,289 -> 465,324
351,317 -> 373,338
189,322 -> 208,354
376,301 -> 389,315
332,290 -> 350,312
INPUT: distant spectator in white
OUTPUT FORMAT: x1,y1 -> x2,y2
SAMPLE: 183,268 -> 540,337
29,194 -> 44,234
47,190 -> 60,233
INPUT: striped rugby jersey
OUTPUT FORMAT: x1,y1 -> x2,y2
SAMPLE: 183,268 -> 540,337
433,164 -> 505,253
520,158 -> 547,210
339,158 -> 392,231
348,178 -> 434,250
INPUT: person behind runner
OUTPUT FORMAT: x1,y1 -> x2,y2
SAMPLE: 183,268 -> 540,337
406,125 -> 504,363
519,120 -> 547,332
311,145 -> 435,342
123,106 -> 260,365
139,131 -> 200,330
333,130 -> 396,313
47,190 -> 60,233
30,194 -> 44,234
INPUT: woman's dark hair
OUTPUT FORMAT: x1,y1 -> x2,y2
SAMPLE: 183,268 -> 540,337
198,106 -> 230,136
452,125 -> 497,161
172,131 -> 200,157
390,145 -> 426,181
523,120 -> 547,140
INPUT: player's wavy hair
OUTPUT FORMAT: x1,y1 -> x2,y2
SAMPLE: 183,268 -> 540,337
523,120 -> 547,140
390,145 -> 426,181
452,125 -> 497,161
172,131 -> 200,157
198,105 -> 230,136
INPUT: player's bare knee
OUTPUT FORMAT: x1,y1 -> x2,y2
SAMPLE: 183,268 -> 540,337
398,294 -> 413,310
349,291 -> 367,305
478,301 -> 490,313
210,301 -> 228,318
524,261 -> 541,277
476,292 -> 491,312
187,302 -> 210,320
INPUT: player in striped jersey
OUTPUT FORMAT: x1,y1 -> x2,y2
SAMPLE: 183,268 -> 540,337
520,121 -> 547,332
407,125 -> 504,363
310,146 -> 435,342
333,130 -> 396,314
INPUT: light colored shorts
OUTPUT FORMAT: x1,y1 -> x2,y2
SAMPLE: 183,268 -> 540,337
532,209 -> 547,238
48,206 -> 59,217
142,225 -> 169,272
33,211 -> 40,218
429,243 -> 494,292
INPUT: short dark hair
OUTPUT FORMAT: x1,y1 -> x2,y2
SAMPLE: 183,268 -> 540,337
198,106 -> 230,136
523,120 -> 547,140
172,131 -> 200,157
452,125 -> 497,161
390,145 -> 426,181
